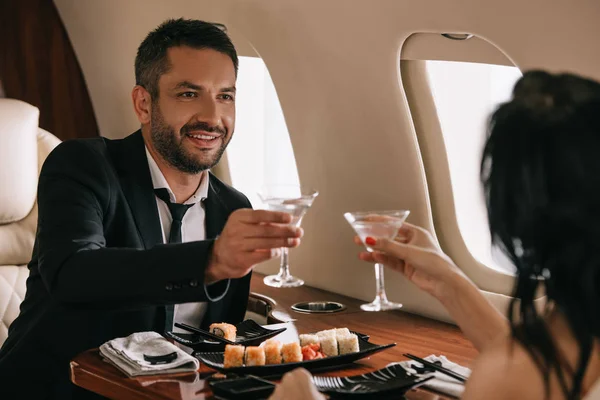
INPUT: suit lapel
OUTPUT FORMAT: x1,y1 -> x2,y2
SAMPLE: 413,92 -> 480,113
204,173 -> 230,239
111,131 -> 170,332
201,174 -> 234,328
113,131 -> 163,250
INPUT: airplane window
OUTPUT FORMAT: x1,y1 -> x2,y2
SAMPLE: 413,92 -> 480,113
226,56 -> 300,207
426,60 -> 521,273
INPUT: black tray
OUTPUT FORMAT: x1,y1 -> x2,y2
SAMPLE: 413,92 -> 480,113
312,364 -> 433,398
195,332 -> 395,376
166,320 -> 286,352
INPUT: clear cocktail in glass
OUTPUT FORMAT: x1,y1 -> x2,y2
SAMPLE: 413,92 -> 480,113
344,210 -> 410,311
258,185 -> 318,288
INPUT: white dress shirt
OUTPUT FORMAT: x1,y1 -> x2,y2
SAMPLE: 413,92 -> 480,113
145,147 -> 210,332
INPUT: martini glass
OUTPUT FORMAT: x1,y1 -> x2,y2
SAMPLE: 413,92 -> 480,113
344,210 -> 410,311
258,185 -> 319,288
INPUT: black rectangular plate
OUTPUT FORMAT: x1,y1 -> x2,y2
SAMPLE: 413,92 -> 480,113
165,320 -> 286,352
195,333 -> 395,376
312,364 -> 433,398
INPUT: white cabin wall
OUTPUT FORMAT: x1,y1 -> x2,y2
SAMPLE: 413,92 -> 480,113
53,0 -> 600,322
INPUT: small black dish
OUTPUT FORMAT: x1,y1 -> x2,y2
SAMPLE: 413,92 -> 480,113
165,319 -> 286,352
312,364 -> 433,398
210,375 -> 276,400
195,332 -> 395,377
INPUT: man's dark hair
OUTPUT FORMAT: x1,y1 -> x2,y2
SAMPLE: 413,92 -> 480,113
135,18 -> 238,99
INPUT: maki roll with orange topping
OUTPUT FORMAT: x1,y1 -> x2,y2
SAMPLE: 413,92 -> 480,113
209,322 -> 237,341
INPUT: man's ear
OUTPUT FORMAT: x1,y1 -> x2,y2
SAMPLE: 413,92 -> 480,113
132,85 -> 152,124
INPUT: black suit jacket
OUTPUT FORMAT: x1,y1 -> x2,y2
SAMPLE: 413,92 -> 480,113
0,131 -> 252,399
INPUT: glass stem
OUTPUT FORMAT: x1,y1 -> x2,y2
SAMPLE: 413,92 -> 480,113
374,263 -> 388,302
279,247 -> 290,279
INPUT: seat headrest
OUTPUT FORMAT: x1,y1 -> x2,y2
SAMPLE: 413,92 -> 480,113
0,99 -> 39,224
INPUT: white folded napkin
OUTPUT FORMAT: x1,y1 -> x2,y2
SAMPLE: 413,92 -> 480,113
99,331 -> 200,377
388,355 -> 471,398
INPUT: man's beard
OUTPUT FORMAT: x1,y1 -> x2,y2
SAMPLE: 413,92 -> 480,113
150,104 -> 229,174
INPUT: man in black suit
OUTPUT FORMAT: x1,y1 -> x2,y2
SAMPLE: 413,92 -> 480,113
0,19 -> 302,399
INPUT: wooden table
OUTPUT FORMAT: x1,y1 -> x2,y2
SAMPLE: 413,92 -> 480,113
70,274 -> 478,399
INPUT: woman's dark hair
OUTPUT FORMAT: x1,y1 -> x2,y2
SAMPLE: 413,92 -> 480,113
135,18 -> 238,99
481,70 -> 600,399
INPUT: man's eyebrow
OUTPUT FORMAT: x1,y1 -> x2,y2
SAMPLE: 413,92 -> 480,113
172,82 -> 236,93
173,81 -> 203,91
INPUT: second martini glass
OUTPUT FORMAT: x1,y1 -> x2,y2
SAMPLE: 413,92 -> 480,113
344,210 -> 410,311
258,185 -> 318,288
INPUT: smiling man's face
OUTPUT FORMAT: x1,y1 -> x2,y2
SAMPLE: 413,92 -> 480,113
148,46 -> 236,174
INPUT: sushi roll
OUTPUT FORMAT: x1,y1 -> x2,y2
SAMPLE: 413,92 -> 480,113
319,335 -> 338,357
335,328 -> 351,337
316,329 -> 337,339
244,346 -> 266,366
209,322 -> 237,341
224,344 -> 244,368
338,334 -> 360,355
299,334 -> 320,347
281,342 -> 302,363
264,340 -> 283,364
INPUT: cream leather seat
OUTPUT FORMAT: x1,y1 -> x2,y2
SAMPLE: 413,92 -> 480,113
0,99 -> 60,346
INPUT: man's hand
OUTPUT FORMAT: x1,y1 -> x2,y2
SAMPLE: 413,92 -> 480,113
205,209 -> 303,283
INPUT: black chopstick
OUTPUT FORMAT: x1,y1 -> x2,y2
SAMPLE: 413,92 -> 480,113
403,353 -> 468,383
174,322 -> 236,345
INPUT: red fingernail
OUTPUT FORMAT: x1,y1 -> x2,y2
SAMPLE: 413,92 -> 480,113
365,237 -> 376,246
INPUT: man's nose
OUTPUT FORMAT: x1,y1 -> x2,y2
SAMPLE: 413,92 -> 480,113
195,96 -> 220,127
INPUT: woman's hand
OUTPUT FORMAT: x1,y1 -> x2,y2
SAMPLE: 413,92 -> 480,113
357,221 -> 465,299
269,368 -> 325,400
357,220 -> 508,351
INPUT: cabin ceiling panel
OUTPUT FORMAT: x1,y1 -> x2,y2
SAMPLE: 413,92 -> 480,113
54,0 -> 600,138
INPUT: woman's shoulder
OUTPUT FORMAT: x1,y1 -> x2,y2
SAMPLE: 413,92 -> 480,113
462,333 -> 546,400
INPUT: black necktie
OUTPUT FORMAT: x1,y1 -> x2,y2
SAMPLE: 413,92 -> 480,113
154,188 -> 194,333
154,188 -> 194,244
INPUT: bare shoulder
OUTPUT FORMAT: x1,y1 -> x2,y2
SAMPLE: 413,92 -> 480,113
462,334 -> 546,400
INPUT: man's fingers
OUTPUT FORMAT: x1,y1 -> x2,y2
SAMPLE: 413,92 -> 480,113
243,223 -> 303,239
241,237 -> 301,251
245,248 -> 281,266
236,209 -> 293,224
246,246 -> 294,266
226,249 -> 281,272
